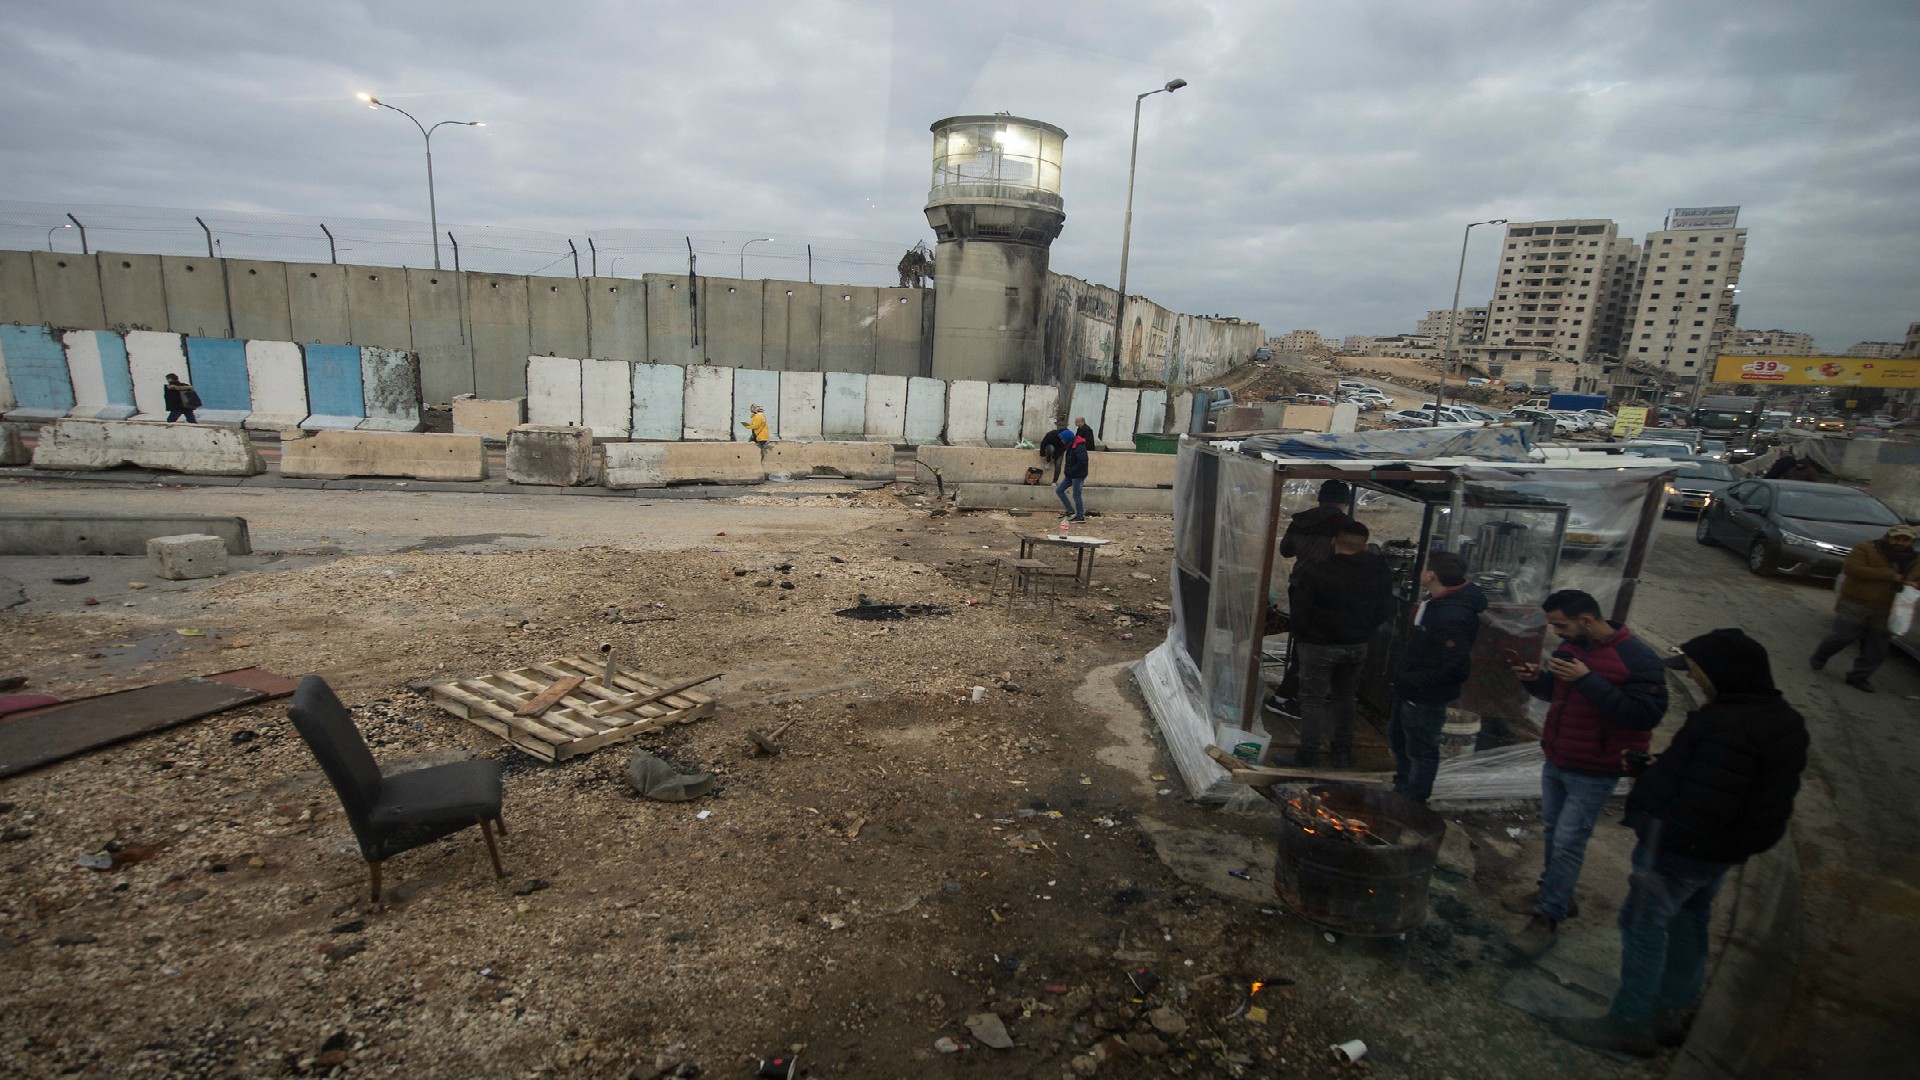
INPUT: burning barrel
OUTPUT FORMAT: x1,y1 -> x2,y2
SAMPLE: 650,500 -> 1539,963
1273,784 -> 1446,936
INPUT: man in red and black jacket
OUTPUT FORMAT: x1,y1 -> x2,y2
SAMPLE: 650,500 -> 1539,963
1506,589 -> 1669,957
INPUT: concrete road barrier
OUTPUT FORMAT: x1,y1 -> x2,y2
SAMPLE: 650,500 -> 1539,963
452,397 -> 526,441
279,429 -> 486,481
147,533 -> 230,580
505,424 -> 595,486
762,440 -> 893,480
602,442 -> 762,488
917,445 -> 1175,488
31,417 -> 265,476
0,511 -> 252,556
1,422 -> 27,466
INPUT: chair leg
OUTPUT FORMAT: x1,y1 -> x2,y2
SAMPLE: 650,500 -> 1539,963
493,814 -> 507,837
479,817 -> 506,879
368,860 -> 383,903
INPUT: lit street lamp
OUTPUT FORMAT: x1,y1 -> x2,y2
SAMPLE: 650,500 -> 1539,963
356,93 -> 484,270
1433,218 -> 1506,425
47,223 -> 72,251
739,237 -> 775,279
1111,77 -> 1186,386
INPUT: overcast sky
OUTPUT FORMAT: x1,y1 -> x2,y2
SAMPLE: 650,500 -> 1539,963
4,0 -> 1917,351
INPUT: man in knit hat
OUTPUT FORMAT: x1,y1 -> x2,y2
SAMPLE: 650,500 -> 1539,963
740,404 -> 772,457
1810,524 -> 1919,692
1554,629 -> 1807,1056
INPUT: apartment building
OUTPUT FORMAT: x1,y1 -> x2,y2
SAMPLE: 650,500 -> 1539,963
1478,219 -> 1629,383
1722,329 -> 1816,355
1279,329 -> 1329,352
1904,322 -> 1920,359
1415,307 -> 1488,344
1845,341 -> 1903,359
1621,213 -> 1747,382
1340,334 -> 1378,354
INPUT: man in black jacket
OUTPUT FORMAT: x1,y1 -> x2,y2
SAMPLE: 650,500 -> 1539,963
1387,551 -> 1487,801
1054,428 -> 1090,523
1038,418 -> 1069,483
1285,520 -> 1393,767
163,373 -> 200,423
1266,479 -> 1356,717
1553,628 -> 1808,1057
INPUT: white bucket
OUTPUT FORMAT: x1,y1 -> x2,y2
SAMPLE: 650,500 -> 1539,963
1215,724 -> 1272,765
1441,709 -> 1482,759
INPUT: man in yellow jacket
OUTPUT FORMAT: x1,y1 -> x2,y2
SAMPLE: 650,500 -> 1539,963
1811,524 -> 1919,692
741,404 -> 772,457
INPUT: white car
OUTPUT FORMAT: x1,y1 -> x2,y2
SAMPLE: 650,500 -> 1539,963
1386,409 -> 1477,428
1336,380 -> 1372,392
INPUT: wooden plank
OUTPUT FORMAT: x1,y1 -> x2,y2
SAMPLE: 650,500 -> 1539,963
564,656 -> 717,710
592,672 -> 725,716
541,660 -> 709,717
429,686 -> 561,760
515,675 -> 583,717
434,683 -> 571,745
468,678 -> 599,740
496,668 -> 623,732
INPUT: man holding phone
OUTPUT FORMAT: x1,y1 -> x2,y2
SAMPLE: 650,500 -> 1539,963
1506,589 -> 1669,957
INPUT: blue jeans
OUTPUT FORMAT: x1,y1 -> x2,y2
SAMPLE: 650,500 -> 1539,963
1056,475 -> 1085,518
1610,834 -> 1730,1026
1297,641 -> 1368,763
1536,759 -> 1619,921
1387,697 -> 1448,802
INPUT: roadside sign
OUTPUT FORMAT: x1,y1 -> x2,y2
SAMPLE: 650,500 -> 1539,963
1613,406 -> 1648,438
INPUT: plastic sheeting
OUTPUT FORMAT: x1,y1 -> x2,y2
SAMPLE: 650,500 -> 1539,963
1237,426 -> 1535,462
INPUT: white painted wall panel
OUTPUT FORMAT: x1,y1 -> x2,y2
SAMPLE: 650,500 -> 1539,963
1020,384 -> 1060,443
864,373 -> 907,442
525,355 -> 583,427
944,379 -> 989,446
681,364 -> 734,441
778,370 -> 823,441
581,358 -> 635,438
904,377 -> 946,446
985,382 -> 1024,447
822,372 -> 867,439
124,330 -> 186,420
1101,388 -> 1141,449
243,340 -> 308,430
732,368 -> 781,440
630,362 -> 684,440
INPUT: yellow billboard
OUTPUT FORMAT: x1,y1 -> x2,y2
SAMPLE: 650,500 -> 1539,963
1712,355 -> 1920,388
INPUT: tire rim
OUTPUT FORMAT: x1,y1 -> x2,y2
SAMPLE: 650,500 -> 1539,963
1749,541 -> 1768,570
1696,514 -> 1710,541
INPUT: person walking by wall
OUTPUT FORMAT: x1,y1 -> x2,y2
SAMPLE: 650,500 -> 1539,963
1055,425 -> 1089,523
1505,589 -> 1669,957
1074,415 -> 1096,450
1387,551 -> 1487,802
1265,479 -> 1355,718
1553,629 -> 1807,1056
1284,520 -> 1393,768
1039,417 -> 1069,483
1810,524 -> 1919,692
740,404 -> 772,457
163,373 -> 200,423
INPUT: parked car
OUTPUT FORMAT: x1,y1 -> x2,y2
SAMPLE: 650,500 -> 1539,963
1697,438 -> 1728,461
1661,457 -> 1736,515
1253,346 -> 1273,361
1505,382 -> 1533,394
1336,380 -> 1372,392
1385,409 -> 1476,428
1816,417 -> 1847,432
1511,407 -> 1580,434
1622,437 -> 1697,459
1695,479 -> 1906,576
1466,377 -> 1489,387
1580,409 -> 1617,432
1294,393 -> 1336,406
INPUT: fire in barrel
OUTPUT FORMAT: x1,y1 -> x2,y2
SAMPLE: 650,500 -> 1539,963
1273,784 -> 1446,936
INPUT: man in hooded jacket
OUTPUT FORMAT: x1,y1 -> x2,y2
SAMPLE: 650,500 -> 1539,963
1554,628 -> 1808,1056
1388,551 -> 1488,802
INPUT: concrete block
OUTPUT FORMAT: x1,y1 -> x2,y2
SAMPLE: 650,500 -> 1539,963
301,343 -> 367,429
631,362 -> 684,440
452,397 -> 525,442
31,418 -> 265,476
359,346 -> 424,431
1218,405 -> 1271,432
823,372 -> 867,439
602,441 -> 762,488
279,429 -> 486,481
506,424 -> 595,486
762,440 -> 894,480
733,368 -> 781,440
917,445 -> 1175,489
944,380 -> 990,446
904,377 -> 945,446
682,364 -> 734,441
581,358 -> 634,438
953,482 -> 1173,515
147,533 -> 229,581
243,340 -> 309,430
1020,384 -> 1060,444
1,423 -> 27,465
1330,402 -> 1359,433
123,331 -> 186,421
777,370 -> 824,441
184,337 -> 252,425
1172,391 -> 1199,434
1136,389 -> 1168,433
865,374 -> 908,442
1101,388 -> 1141,449
1067,382 -> 1107,439
985,383 -> 1025,447
0,511 -> 251,556
526,355 -> 583,427
61,331 -> 137,420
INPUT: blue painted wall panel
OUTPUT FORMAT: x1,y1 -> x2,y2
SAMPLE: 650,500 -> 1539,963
186,337 -> 251,410
1,325 -> 75,415
98,332 -> 135,407
304,343 -> 366,419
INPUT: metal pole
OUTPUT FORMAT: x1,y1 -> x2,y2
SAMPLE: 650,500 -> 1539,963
66,213 -> 87,254
424,133 -> 440,269
1111,92 -> 1147,387
806,244 -> 813,283
46,225 -> 67,251
320,223 -> 337,263
1434,218 -> 1503,425
447,232 -> 460,272
568,240 -> 580,279
587,238 -> 597,277
196,216 -> 215,258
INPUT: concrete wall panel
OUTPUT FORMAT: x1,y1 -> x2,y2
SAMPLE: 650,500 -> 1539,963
344,264 -> 412,350
581,358 -> 634,438
528,278 -> 589,360
34,252 -> 108,330
359,347 -> 423,431
1067,382 -> 1107,442
645,274 -> 700,365
904,377 -> 946,446
705,279 -> 765,370
1101,388 -> 1141,449
0,251 -> 42,326
864,373 -> 907,442
124,331 -> 186,420
874,288 -> 924,377
525,356 -> 584,427
62,331 -> 136,420
821,286 -> 878,374
404,270 -> 472,404
159,256 -> 229,338
0,326 -> 74,418
777,370 -> 823,441
465,273 -> 532,401
944,379 -> 989,446
1020,384 -> 1060,443
586,277 -> 646,361
286,263 -> 350,345
631,362 -> 684,441
732,368 -> 780,440
183,337 -> 251,424
822,372 -> 867,439
98,253 -> 168,331
301,342 -> 367,429
682,364 -> 733,441
243,340 -> 308,430
1136,389 -> 1168,433
762,281 -> 821,372
985,382 -> 1024,447
227,260 -> 293,341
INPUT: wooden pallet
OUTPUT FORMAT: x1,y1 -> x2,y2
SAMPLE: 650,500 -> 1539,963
429,656 -> 718,763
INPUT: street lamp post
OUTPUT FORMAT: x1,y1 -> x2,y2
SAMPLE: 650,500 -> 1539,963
1110,78 -> 1186,387
739,237 -> 774,279
47,224 -> 72,251
357,93 -> 483,270
1433,218 -> 1506,425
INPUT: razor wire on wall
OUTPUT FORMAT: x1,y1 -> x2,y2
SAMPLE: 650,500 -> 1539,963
0,200 -> 924,286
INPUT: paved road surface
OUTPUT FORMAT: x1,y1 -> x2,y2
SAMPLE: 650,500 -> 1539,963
1633,515 -> 1920,1074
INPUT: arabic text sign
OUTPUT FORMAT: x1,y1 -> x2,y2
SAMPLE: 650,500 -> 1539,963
1612,406 -> 1648,438
1670,206 -> 1740,230
1712,355 -> 1920,388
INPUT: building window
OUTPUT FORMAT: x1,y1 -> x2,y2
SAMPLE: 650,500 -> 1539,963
1638,346 -> 1649,353
1693,320 -> 1705,327
1686,348 -> 1698,354
1661,238 -> 1673,245
1689,334 -> 1702,341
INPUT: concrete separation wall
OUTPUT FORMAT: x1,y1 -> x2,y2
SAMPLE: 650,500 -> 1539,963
762,441 -> 893,480
682,365 -> 734,441
301,343 -> 367,429
1021,384 -> 1060,443
985,383 -> 1024,447
904,377 -> 945,446
733,369 -> 781,440
778,371 -> 823,441
244,340 -> 308,430
581,358 -> 634,439
359,346 -> 424,432
823,372 -> 867,439
0,511 -> 252,556
279,430 -> 486,481
0,326 -> 75,419
1102,388 -> 1141,448
453,397 -> 524,441
1067,382 -> 1107,444
954,482 -> 1174,515
31,418 -> 265,476
632,362 -> 683,441
917,446 -> 1175,488
526,355 -> 583,427
124,331 -> 184,420
945,380 -> 989,446
185,337 -> 252,425
62,331 -> 136,420
602,442 -> 762,488
865,374 -> 907,442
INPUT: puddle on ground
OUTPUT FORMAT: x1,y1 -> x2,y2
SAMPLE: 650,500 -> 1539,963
392,533 -> 542,553
90,632 -> 189,668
